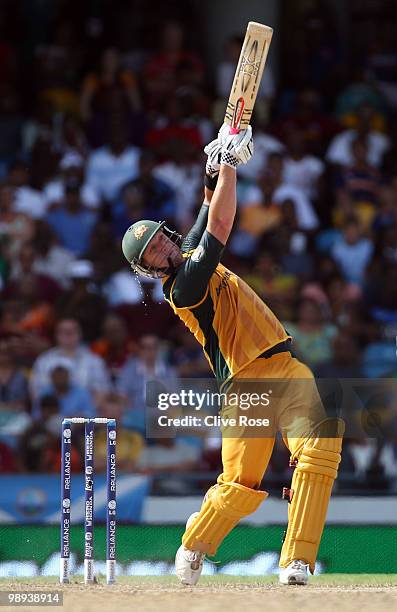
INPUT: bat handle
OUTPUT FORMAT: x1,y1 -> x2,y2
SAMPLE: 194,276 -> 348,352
230,97 -> 245,135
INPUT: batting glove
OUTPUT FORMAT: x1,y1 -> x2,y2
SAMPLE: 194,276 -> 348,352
220,125 -> 254,168
203,122 -> 239,175
204,138 -> 222,178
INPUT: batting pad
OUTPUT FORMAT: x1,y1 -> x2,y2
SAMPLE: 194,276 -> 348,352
279,418 -> 345,573
182,482 -> 268,555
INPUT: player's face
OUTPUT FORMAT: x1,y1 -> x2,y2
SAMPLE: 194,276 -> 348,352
142,231 -> 183,273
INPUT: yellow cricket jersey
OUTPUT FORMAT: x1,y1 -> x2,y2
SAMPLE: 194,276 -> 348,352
163,251 -> 290,389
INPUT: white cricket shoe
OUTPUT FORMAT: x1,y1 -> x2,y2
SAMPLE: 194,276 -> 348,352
175,512 -> 205,586
279,560 -> 309,585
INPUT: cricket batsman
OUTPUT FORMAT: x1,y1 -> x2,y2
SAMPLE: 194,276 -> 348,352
121,124 -> 344,586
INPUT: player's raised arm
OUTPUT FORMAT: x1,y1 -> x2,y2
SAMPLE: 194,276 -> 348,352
207,165 -> 237,246
206,126 -> 253,245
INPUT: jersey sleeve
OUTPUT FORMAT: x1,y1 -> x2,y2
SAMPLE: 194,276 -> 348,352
172,230 -> 224,307
181,203 -> 209,253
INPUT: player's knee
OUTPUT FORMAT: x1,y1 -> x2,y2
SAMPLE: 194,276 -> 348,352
295,418 -> 345,480
206,482 -> 268,519
219,472 -> 263,491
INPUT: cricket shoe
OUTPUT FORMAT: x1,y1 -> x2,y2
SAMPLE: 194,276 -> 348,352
175,512 -> 205,586
279,560 -> 309,585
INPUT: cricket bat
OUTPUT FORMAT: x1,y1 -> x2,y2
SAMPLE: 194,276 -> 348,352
224,21 -> 273,133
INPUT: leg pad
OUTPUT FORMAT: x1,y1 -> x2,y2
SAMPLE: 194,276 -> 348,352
280,418 -> 344,573
182,482 -> 268,555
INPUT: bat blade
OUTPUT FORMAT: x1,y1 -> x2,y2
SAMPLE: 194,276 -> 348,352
224,21 -> 273,132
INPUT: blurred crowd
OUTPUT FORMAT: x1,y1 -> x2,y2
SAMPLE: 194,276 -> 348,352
0,0 -> 397,493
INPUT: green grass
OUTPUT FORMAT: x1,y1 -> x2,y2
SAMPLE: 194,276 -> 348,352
0,575 -> 396,588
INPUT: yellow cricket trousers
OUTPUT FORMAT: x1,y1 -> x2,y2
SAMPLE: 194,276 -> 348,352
218,352 -> 324,488
182,350 -> 343,572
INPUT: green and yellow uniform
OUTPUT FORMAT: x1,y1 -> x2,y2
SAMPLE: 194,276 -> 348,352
160,204 -> 344,572
122,204 -> 344,574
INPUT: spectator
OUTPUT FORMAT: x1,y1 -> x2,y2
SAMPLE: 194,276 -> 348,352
273,88 -> 340,156
86,123 -> 140,202
325,274 -> 363,328
334,137 -> 381,229
335,71 -> 387,129
273,201 -> 315,281
83,221 -> 121,286
81,48 -> 141,121
8,241 -> 61,300
55,259 -> 107,342
143,21 -> 204,112
331,217 -> 374,285
45,176 -> 98,256
152,137 -> 201,228
58,115 -> 89,159
43,151 -> 100,211
1,258 -> 56,340
21,99 -> 55,157
111,151 -> 177,239
36,361 -> 95,418
103,261 -> 164,306
0,340 -> 31,448
117,334 -> 176,433
135,437 -> 201,483
20,394 -> 81,472
91,313 -> 135,384
282,127 -> 325,201
373,188 -> 397,235
34,21 -> 81,115
315,331 -> 363,378
80,47 -> 144,148
236,179 -> 282,246
326,103 -> 390,168
7,161 -> 46,219
145,96 -> 202,162
94,395 -> 145,473
247,152 -> 319,231
365,262 -> 397,342
230,165 -> 284,258
362,335 -> 397,379
0,340 -> 29,412
30,318 -> 110,405
32,221 -> 76,289
29,140 -> 60,193
285,298 -> 337,368
0,183 -> 34,256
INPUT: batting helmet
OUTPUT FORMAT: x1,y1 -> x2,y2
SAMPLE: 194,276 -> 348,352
121,220 -> 181,278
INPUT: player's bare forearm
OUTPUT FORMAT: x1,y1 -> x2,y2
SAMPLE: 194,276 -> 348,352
204,186 -> 214,205
207,165 -> 236,245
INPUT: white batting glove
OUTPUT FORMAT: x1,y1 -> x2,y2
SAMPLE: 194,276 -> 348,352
204,123 -> 240,176
220,125 -> 253,168
204,138 -> 222,178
